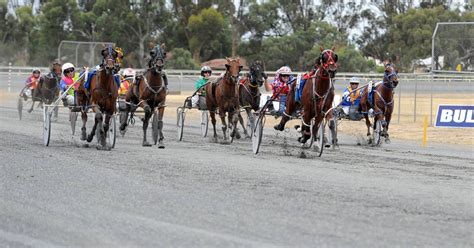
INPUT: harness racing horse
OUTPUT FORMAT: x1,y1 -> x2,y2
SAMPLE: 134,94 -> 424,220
274,47 -> 338,149
119,44 -> 167,148
237,60 -> 267,137
359,61 -> 399,144
29,63 -> 62,113
205,57 -> 243,142
76,45 -> 119,150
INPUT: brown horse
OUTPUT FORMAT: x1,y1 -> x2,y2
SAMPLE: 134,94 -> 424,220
76,45 -> 119,150
360,61 -> 399,144
237,60 -> 267,137
119,44 -> 167,148
298,48 -> 338,145
205,57 -> 243,142
28,63 -> 62,113
274,47 -> 338,147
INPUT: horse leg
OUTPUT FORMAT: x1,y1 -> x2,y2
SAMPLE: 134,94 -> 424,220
384,110 -> 392,143
231,110 -> 241,140
237,111 -> 248,138
87,110 -> 101,143
142,104 -> 152,147
326,112 -> 337,147
209,110 -> 218,142
220,112 -> 228,141
157,107 -> 165,149
298,114 -> 312,144
80,110 -> 88,141
100,113 -> 111,149
119,106 -> 129,135
246,108 -> 254,138
27,98 -> 35,113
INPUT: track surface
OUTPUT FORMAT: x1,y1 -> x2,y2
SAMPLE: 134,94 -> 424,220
0,93 -> 473,247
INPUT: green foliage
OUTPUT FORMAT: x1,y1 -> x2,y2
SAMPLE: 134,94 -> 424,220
166,48 -> 199,69
1,0 -> 471,72
187,7 -> 225,62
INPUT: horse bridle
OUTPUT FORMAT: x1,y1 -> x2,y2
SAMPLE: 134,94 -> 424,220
101,45 -> 117,74
383,64 -> 398,89
249,63 -> 265,87
224,62 -> 241,85
149,48 -> 165,75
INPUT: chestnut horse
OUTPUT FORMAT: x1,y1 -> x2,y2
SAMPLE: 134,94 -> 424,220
274,47 -> 338,147
299,48 -> 338,145
205,57 -> 243,142
119,44 -> 167,148
76,45 -> 119,150
360,61 -> 399,144
237,60 -> 267,137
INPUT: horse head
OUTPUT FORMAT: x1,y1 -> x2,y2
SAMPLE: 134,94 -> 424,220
101,44 -> 119,74
149,43 -> 166,74
383,61 -> 399,88
319,46 -> 338,78
225,57 -> 243,84
249,60 -> 266,87
52,62 -> 62,77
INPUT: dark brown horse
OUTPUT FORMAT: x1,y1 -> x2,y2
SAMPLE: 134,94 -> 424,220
360,61 -> 399,144
119,44 -> 167,148
28,63 -> 62,113
76,45 -> 119,150
274,47 -> 338,147
237,60 -> 267,137
36,63 -> 62,104
205,57 -> 243,142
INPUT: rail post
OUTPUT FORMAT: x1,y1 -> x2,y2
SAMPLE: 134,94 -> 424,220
397,82 -> 401,123
414,81 -> 417,122
179,72 -> 183,94
8,62 -> 12,92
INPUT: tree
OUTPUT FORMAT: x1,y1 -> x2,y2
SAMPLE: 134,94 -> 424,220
166,48 -> 199,69
187,7 -> 225,63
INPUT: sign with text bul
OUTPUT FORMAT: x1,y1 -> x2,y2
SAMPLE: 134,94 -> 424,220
435,105 -> 474,128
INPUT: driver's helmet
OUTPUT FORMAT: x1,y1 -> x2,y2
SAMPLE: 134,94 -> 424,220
32,68 -> 41,74
349,77 -> 360,84
276,66 -> 292,77
122,68 -> 136,78
276,66 -> 292,76
200,66 -> 212,76
61,63 -> 75,75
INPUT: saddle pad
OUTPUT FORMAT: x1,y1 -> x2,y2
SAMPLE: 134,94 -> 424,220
84,70 -> 121,90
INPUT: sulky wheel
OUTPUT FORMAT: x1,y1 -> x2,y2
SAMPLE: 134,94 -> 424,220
200,111 -> 209,138
252,113 -> 265,154
176,107 -> 185,141
43,106 -> 52,146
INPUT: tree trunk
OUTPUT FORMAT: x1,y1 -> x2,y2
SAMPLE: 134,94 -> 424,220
139,35 -> 149,68
193,48 -> 201,64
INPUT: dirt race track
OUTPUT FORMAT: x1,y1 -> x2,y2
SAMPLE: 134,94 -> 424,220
0,90 -> 473,246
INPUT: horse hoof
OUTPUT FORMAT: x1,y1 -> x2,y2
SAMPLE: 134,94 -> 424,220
235,132 -> 241,140
142,141 -> 152,147
86,135 -> 94,143
27,109 -> 33,113
385,138 -> 391,144
158,143 -> 165,149
274,124 -> 283,131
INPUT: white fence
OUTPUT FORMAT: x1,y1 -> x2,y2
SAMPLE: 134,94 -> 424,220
2,66 -> 473,126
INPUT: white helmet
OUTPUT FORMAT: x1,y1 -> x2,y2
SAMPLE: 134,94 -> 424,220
349,77 -> 360,84
122,68 -> 136,77
276,66 -> 292,76
61,63 -> 75,74
200,66 -> 212,76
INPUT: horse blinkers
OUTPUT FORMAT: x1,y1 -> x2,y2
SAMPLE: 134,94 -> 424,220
101,46 -> 117,74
